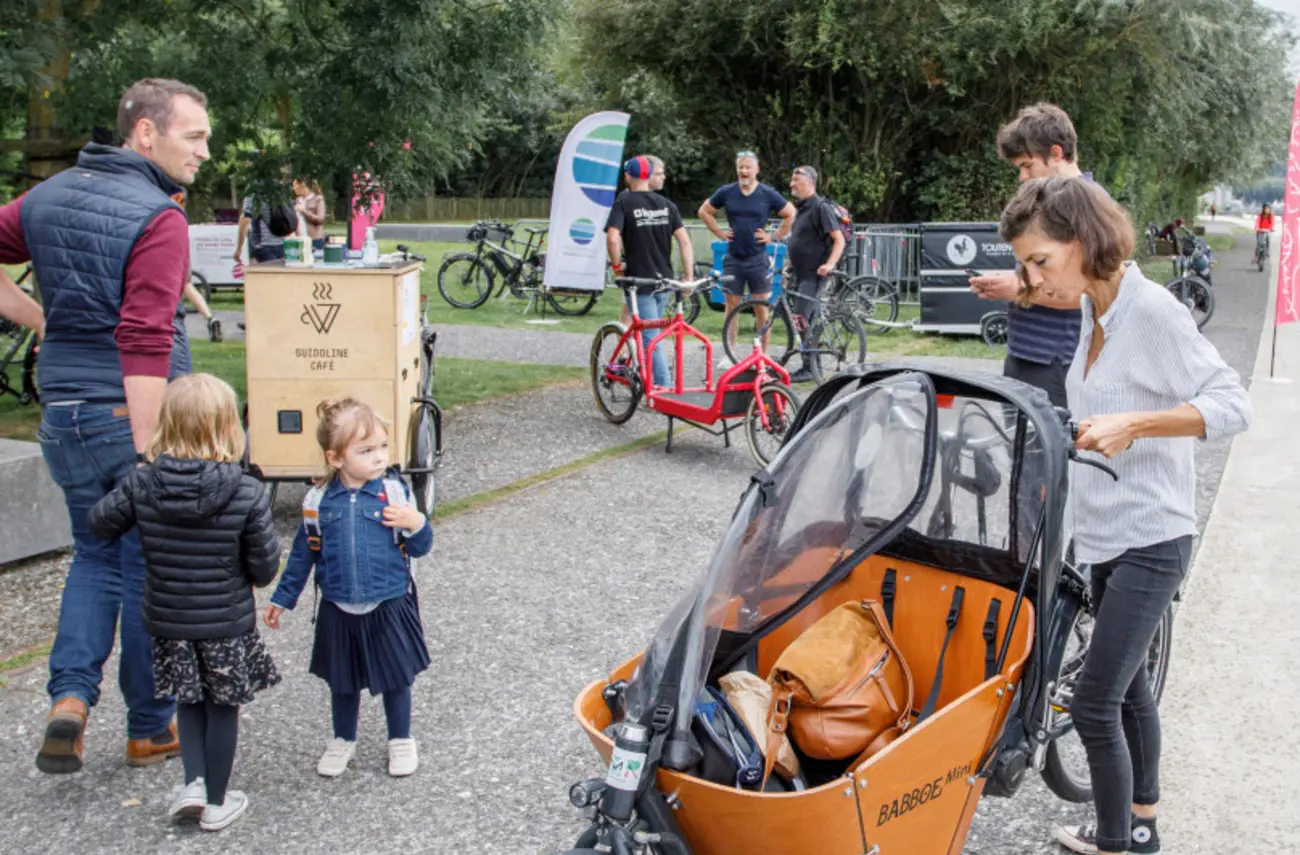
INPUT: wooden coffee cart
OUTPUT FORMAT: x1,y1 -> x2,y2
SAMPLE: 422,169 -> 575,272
242,257 -> 442,513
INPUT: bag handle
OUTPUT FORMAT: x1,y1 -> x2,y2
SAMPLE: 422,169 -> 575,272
858,599 -> 914,733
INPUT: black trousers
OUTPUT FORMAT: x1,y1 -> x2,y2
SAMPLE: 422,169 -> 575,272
1073,537 -> 1190,852
1003,354 -> 1070,410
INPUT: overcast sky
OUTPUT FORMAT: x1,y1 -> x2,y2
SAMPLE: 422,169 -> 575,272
1259,0 -> 1300,70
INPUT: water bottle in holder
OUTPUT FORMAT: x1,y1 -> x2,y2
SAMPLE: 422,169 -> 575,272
601,722 -> 650,822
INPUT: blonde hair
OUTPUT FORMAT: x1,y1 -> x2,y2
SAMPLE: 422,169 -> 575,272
147,373 -> 245,463
315,397 -> 389,481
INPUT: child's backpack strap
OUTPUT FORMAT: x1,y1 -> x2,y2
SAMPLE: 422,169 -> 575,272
301,484 -> 327,552
381,468 -> 415,551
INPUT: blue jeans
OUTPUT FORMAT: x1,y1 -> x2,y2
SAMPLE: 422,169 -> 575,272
38,403 -> 174,738
626,291 -> 670,387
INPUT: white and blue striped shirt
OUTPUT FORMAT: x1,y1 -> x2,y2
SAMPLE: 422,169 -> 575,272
1066,263 -> 1251,564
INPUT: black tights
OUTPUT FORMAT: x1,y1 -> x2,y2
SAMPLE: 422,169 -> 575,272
177,701 -> 240,806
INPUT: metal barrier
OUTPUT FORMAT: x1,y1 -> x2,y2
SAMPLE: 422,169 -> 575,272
845,226 -> 922,304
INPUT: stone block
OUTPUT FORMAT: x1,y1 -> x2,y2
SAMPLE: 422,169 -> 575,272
0,438 -> 71,566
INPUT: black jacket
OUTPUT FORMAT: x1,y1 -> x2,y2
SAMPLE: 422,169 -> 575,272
89,456 -> 280,641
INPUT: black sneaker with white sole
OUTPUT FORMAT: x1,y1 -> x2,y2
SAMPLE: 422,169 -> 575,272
1053,815 -> 1160,854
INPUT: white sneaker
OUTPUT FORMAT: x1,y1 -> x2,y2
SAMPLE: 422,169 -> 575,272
388,738 -> 418,777
716,354 -> 735,373
199,791 -> 247,832
168,777 -> 206,821
317,738 -> 356,777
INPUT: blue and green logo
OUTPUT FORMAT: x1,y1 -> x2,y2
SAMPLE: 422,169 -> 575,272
569,218 -> 597,246
573,123 -> 627,207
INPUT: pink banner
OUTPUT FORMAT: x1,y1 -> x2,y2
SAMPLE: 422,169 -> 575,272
1277,77 -> 1300,326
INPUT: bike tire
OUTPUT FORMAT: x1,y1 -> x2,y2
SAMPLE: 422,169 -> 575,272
685,291 -> 702,326
838,275 -> 900,333
807,308 -> 867,385
745,382 -> 800,466
546,290 -> 599,316
590,323 -> 641,424
1165,276 -> 1214,330
722,300 -> 794,365
1040,603 -> 1174,804
408,404 -> 439,516
437,253 -> 494,309
19,334 -> 39,406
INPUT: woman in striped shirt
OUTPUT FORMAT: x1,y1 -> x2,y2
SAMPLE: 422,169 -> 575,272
999,177 -> 1251,855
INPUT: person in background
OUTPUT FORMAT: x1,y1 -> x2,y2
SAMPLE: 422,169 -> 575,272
294,178 -> 328,251
235,189 -> 286,264
698,152 -> 796,366
1156,217 -> 1185,248
1000,176 -> 1251,855
0,77 -> 211,775
784,165 -> 846,383
606,156 -> 694,387
969,103 -> 1090,409
1256,203 -> 1274,234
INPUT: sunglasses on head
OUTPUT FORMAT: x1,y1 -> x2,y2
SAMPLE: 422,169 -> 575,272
736,151 -> 757,160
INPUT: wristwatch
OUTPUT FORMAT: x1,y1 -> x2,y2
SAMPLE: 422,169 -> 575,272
135,452 -> 148,465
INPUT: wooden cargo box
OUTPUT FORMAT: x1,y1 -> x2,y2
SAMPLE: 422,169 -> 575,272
243,261 -> 424,478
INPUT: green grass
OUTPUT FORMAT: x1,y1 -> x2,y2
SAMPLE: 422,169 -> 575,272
380,239 -> 1006,361
0,338 -> 586,441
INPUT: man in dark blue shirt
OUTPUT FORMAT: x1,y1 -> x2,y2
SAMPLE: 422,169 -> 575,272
698,152 -> 795,363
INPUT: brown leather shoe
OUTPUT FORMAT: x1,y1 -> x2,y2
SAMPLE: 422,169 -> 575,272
125,720 -> 181,767
36,697 -> 88,774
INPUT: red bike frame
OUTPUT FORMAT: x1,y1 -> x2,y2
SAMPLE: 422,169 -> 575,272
602,283 -> 793,444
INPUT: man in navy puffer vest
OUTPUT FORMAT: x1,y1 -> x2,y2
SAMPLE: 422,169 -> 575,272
0,78 -> 211,774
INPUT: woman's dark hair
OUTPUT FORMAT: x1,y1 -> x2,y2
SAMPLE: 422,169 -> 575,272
1262,203 -> 1272,215
999,177 -> 1135,282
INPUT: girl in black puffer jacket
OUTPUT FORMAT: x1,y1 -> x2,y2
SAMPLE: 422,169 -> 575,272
90,373 -> 280,833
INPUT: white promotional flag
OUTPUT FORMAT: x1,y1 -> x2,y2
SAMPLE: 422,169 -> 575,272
542,111 -> 630,292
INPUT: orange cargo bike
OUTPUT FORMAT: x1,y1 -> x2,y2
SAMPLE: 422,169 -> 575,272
555,363 -> 1143,855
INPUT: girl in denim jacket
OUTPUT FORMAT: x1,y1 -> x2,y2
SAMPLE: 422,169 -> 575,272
264,398 -> 433,778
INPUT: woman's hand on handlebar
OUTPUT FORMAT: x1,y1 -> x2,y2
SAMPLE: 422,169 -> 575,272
1074,413 -> 1137,459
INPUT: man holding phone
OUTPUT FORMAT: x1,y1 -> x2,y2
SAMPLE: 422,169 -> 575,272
969,103 -> 1088,408
698,152 -> 796,365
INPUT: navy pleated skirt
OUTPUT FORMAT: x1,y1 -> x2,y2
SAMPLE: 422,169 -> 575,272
309,593 -> 430,696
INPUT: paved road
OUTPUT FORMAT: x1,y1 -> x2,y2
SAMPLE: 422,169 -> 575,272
0,232 -> 1266,854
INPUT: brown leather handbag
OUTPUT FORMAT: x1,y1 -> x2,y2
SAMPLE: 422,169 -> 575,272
761,599 -> 913,782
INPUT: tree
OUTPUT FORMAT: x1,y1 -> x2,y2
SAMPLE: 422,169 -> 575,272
572,0 -> 1296,224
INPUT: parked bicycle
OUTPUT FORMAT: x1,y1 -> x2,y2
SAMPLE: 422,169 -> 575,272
825,267 -> 902,334
0,265 -> 40,406
1165,233 -> 1215,330
721,279 -> 868,386
437,219 -> 598,316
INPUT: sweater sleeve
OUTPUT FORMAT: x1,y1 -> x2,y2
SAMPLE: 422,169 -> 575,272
116,208 -> 189,378
241,480 -> 282,588
0,197 -> 29,264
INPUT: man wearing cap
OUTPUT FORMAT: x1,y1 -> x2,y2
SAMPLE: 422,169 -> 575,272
785,165 -> 846,383
698,152 -> 795,364
606,155 -> 694,387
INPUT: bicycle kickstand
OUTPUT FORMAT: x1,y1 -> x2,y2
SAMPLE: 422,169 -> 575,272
666,416 -> 675,454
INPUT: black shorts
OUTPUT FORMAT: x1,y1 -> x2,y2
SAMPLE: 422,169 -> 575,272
721,255 -> 772,297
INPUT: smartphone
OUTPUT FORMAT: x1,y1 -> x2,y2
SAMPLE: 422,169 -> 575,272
965,268 -> 982,278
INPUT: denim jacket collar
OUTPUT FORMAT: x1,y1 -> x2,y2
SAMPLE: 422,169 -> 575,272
323,476 -> 387,500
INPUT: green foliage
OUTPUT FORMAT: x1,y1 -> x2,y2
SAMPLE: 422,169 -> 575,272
572,0 -> 1296,224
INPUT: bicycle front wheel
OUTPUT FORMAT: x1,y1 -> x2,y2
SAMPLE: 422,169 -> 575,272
1166,276 -> 1214,329
437,254 -> 494,309
722,300 -> 794,365
807,308 -> 867,385
837,275 -> 899,333
590,323 -> 641,424
745,382 -> 800,466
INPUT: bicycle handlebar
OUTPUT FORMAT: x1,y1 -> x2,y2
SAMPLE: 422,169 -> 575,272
613,274 -> 734,293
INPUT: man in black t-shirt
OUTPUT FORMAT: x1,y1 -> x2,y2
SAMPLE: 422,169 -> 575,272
785,165 -> 846,382
606,155 -> 694,387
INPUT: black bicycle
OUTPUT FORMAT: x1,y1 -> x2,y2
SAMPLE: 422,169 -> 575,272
1165,233 -> 1215,330
1254,230 -> 1270,273
437,219 -> 598,316
0,266 -> 40,406
721,279 -> 867,385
